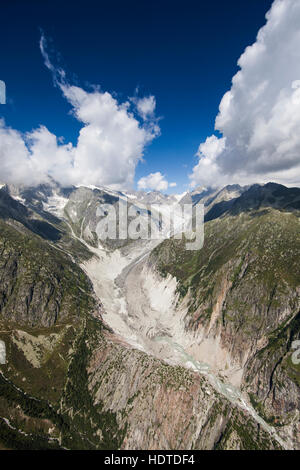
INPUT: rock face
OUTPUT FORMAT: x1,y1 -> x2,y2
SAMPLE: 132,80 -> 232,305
0,181 -> 299,449
63,323 -> 281,450
0,217 -> 94,328
244,312 -> 300,443
152,206 -> 300,448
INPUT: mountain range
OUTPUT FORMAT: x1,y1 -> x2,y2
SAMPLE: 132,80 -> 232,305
0,180 -> 299,450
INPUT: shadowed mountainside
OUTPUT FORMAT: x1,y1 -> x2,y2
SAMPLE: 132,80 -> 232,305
0,182 -> 289,449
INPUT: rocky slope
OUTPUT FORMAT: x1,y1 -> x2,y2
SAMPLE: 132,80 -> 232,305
151,200 -> 300,447
0,218 -> 280,449
1,314 -> 282,450
0,181 -> 298,449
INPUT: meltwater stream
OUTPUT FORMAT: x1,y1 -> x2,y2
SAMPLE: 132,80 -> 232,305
154,336 -> 288,449
79,236 -> 290,450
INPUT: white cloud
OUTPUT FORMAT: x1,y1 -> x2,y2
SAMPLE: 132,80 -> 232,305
169,182 -> 177,187
137,172 -> 169,191
190,135 -> 226,188
59,84 -> 159,188
191,0 -> 300,188
135,96 -> 156,120
0,35 -> 160,190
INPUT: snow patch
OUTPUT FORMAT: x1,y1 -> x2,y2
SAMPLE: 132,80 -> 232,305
0,340 -> 6,364
43,193 -> 68,218
12,195 -> 26,205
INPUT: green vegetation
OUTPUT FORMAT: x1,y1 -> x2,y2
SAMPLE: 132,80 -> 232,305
0,187 -> 298,450
152,208 -> 300,435
0,218 -> 95,328
153,209 -> 300,301
0,418 -> 61,450
61,318 -> 127,449
215,409 -> 281,450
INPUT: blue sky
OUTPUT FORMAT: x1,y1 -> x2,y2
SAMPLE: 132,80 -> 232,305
0,0 -> 287,193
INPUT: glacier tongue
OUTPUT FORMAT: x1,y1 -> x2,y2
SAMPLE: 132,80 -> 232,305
78,237 -> 290,449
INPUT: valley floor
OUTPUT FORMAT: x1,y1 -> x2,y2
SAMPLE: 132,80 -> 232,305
80,238 -> 291,450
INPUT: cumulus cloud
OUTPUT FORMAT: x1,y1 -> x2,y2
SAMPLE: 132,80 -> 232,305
0,35 -> 160,190
135,95 -> 156,120
191,0 -> 300,188
137,172 -> 170,191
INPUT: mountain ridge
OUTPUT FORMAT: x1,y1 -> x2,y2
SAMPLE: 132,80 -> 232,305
0,179 -> 299,449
